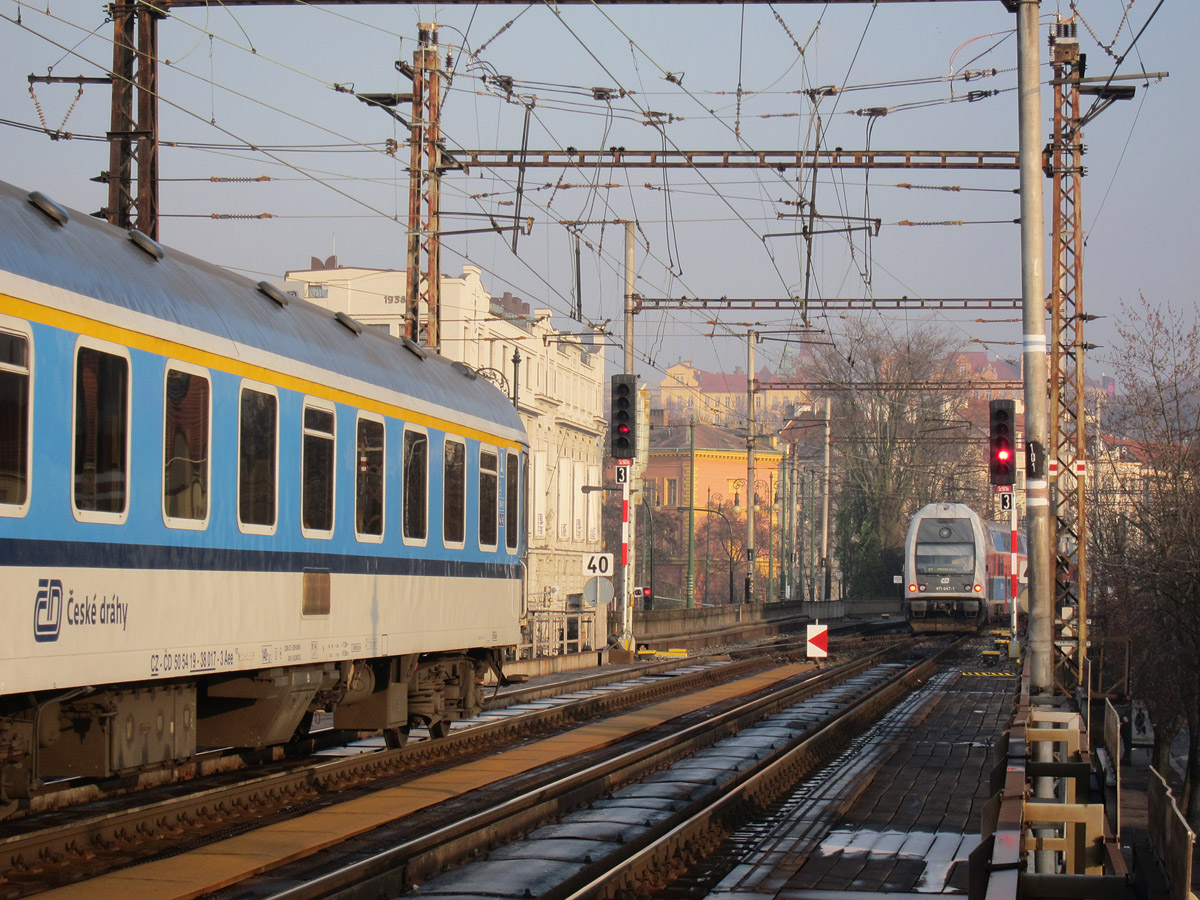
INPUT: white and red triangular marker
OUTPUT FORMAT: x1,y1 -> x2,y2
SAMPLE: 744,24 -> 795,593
807,623 -> 829,659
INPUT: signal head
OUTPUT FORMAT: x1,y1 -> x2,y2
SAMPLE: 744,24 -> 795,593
988,398 -> 1017,486
610,373 -> 638,458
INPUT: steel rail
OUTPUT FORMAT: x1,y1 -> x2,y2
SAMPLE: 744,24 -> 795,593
163,1 -> 994,6
559,636 -> 966,899
635,296 -> 1022,311
489,619 -> 818,709
256,638 -> 939,900
456,149 -> 1020,171
0,654 -> 770,882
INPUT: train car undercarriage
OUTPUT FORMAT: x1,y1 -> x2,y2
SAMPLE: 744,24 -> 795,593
0,649 -> 505,809
906,597 -> 987,633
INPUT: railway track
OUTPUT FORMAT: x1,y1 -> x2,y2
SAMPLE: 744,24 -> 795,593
359,637 -> 963,900
5,623 -> 893,821
4,629 -> 932,899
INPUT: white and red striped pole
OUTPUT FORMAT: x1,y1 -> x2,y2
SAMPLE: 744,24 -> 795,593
620,467 -> 633,651
1010,489 -> 1019,654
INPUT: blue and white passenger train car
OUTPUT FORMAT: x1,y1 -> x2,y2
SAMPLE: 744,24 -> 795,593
0,180 -> 526,803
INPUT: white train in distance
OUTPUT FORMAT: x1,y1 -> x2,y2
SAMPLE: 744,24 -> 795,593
904,502 -> 1027,632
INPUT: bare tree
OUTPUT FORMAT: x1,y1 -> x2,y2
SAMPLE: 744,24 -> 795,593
806,321 -> 973,597
1097,298 -> 1200,823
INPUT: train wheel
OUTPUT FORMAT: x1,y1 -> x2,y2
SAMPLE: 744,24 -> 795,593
428,719 -> 452,739
290,710 -> 315,741
383,726 -> 409,749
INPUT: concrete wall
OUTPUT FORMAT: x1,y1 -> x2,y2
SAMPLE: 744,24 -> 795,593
501,596 -> 896,679
630,600 -> 845,648
845,597 -> 904,618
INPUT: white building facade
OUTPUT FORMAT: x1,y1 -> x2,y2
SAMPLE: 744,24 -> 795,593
284,262 -> 608,652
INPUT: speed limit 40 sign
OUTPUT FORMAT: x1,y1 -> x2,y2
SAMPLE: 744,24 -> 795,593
583,553 -> 614,577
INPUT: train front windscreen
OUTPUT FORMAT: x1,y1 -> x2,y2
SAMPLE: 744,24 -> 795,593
914,518 -> 976,577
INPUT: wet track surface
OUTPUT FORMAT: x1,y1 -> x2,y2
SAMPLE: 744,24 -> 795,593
395,662 -> 918,898
684,639 -> 1017,898
10,631 -> 988,900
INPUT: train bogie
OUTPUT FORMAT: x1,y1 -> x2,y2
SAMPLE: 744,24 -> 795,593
0,180 -> 526,806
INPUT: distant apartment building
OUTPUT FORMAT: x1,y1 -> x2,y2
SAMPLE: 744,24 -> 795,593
657,352 -> 1025,431
284,259 -> 608,647
656,362 -> 812,429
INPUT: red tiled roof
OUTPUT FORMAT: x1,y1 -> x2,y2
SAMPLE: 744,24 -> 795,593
650,423 -> 748,451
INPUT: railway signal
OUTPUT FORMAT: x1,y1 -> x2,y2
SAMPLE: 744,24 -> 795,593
639,585 -> 653,610
610,374 -> 637,458
988,399 -> 1016,486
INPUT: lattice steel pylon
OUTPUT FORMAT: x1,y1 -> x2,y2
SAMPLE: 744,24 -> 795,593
105,0 -> 160,239
405,23 -> 443,349
1047,19 -> 1089,694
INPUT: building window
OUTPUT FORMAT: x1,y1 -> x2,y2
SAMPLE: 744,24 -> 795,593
444,437 -> 466,546
74,344 -> 129,516
402,428 -> 428,542
307,283 -> 329,299
238,386 -> 277,530
666,478 -> 678,508
163,366 -> 210,525
479,448 -> 498,549
302,403 -> 335,535
0,328 -> 30,512
355,416 -> 384,539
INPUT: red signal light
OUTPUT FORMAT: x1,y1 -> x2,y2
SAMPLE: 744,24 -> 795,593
989,399 -> 1016,486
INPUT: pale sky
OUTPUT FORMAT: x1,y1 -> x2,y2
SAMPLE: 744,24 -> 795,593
1,0 -> 1190,386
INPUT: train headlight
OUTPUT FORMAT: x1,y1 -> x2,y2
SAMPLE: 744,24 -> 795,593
974,583 -> 983,593
908,583 -> 918,593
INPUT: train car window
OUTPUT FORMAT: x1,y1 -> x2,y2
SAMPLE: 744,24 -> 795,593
402,428 -> 428,543
505,451 -> 519,552
913,518 -> 975,575
443,437 -> 466,547
355,414 -> 385,541
163,365 -> 211,528
521,451 -> 529,551
301,401 -> 335,537
238,385 -> 278,532
0,324 -> 31,516
479,448 -> 498,550
73,342 -> 130,521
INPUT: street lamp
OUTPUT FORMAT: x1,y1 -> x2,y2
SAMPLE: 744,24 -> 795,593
676,504 -> 736,606
641,488 -> 655,607
755,477 -> 771,602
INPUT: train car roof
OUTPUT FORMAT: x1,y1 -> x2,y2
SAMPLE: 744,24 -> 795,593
0,180 -> 523,442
